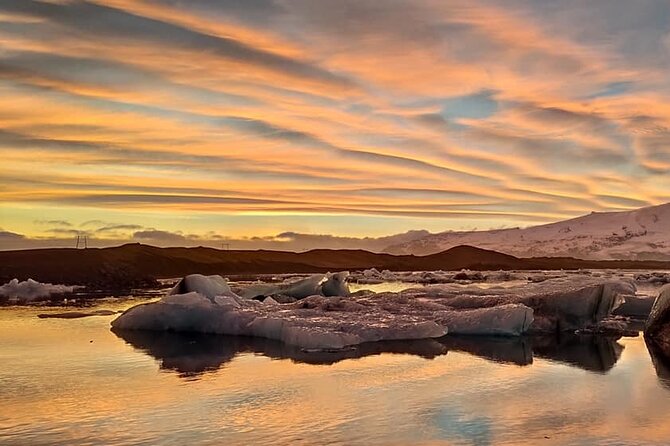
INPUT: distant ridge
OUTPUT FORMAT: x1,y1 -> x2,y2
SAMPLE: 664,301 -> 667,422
385,202 -> 670,260
1,243 -> 669,288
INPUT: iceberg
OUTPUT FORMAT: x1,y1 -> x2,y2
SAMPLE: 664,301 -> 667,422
112,292 -> 448,349
0,278 -> 76,302
111,274 -> 633,350
238,274 -> 326,300
414,276 -> 631,333
438,304 -> 533,336
320,271 -> 350,297
238,272 -> 351,299
170,274 -> 239,300
644,285 -> 670,352
646,284 -> 670,333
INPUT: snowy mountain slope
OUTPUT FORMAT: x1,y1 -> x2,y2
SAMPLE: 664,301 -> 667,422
384,203 -> 670,260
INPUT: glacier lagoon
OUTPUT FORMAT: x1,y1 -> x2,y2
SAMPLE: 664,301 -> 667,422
2,273 -> 670,445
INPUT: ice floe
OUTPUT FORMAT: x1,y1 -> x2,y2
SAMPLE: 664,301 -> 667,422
0,278 -> 76,302
320,271 -> 350,297
112,292 -> 448,349
112,273 -> 638,350
237,272 -> 351,300
170,274 -> 239,300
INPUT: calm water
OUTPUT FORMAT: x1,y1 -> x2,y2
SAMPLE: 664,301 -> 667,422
3,299 -> 670,446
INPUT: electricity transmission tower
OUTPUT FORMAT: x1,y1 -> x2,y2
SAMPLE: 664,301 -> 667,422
75,234 -> 88,249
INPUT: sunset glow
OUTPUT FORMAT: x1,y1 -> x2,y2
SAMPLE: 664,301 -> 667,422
1,0 -> 670,248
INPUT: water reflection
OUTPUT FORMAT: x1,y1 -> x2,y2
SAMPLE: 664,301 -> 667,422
113,329 -> 628,378
112,329 -> 450,376
439,335 -> 533,366
531,333 -> 625,373
646,336 -> 670,390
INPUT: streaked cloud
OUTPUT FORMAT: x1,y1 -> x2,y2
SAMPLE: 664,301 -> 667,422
1,0 -> 669,248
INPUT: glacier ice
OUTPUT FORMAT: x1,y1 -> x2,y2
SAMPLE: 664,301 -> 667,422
170,274 -> 239,300
238,274 -> 326,299
437,304 -> 533,336
112,292 -> 448,349
320,271 -> 350,297
238,272 -> 350,299
0,278 -> 76,302
112,273 -> 635,349
646,284 -> 670,332
411,276 -> 631,332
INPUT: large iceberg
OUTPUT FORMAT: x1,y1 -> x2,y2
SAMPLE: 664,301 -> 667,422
112,292 -> 448,349
0,278 -> 76,302
112,274 -> 634,350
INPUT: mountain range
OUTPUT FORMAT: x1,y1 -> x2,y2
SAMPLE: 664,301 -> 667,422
384,203 -> 670,261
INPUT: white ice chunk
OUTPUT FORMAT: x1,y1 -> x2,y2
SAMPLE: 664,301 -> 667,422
320,271 -> 350,296
170,274 -> 239,301
0,278 -> 75,302
239,274 -> 326,299
280,274 -> 325,298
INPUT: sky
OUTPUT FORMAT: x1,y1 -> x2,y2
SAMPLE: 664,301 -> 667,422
1,0 -> 670,250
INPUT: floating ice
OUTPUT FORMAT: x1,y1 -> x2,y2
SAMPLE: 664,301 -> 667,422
647,285 -> 670,327
112,274 -> 634,349
112,292 -> 448,349
239,274 -> 325,299
0,278 -> 76,302
170,274 -> 239,301
238,272 -> 351,299
320,271 -> 350,297
404,276 -> 631,332
438,304 -> 533,336
645,285 -> 670,347
362,268 -> 381,278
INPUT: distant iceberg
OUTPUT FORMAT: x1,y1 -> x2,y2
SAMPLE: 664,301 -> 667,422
0,278 -> 76,302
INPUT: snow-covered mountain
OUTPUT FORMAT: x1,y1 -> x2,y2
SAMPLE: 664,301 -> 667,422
384,203 -> 670,260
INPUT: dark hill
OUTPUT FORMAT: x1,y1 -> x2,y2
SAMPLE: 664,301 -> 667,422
0,243 -> 669,288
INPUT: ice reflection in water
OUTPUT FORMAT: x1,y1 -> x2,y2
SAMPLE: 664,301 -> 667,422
113,330 -> 630,376
2,305 -> 670,445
